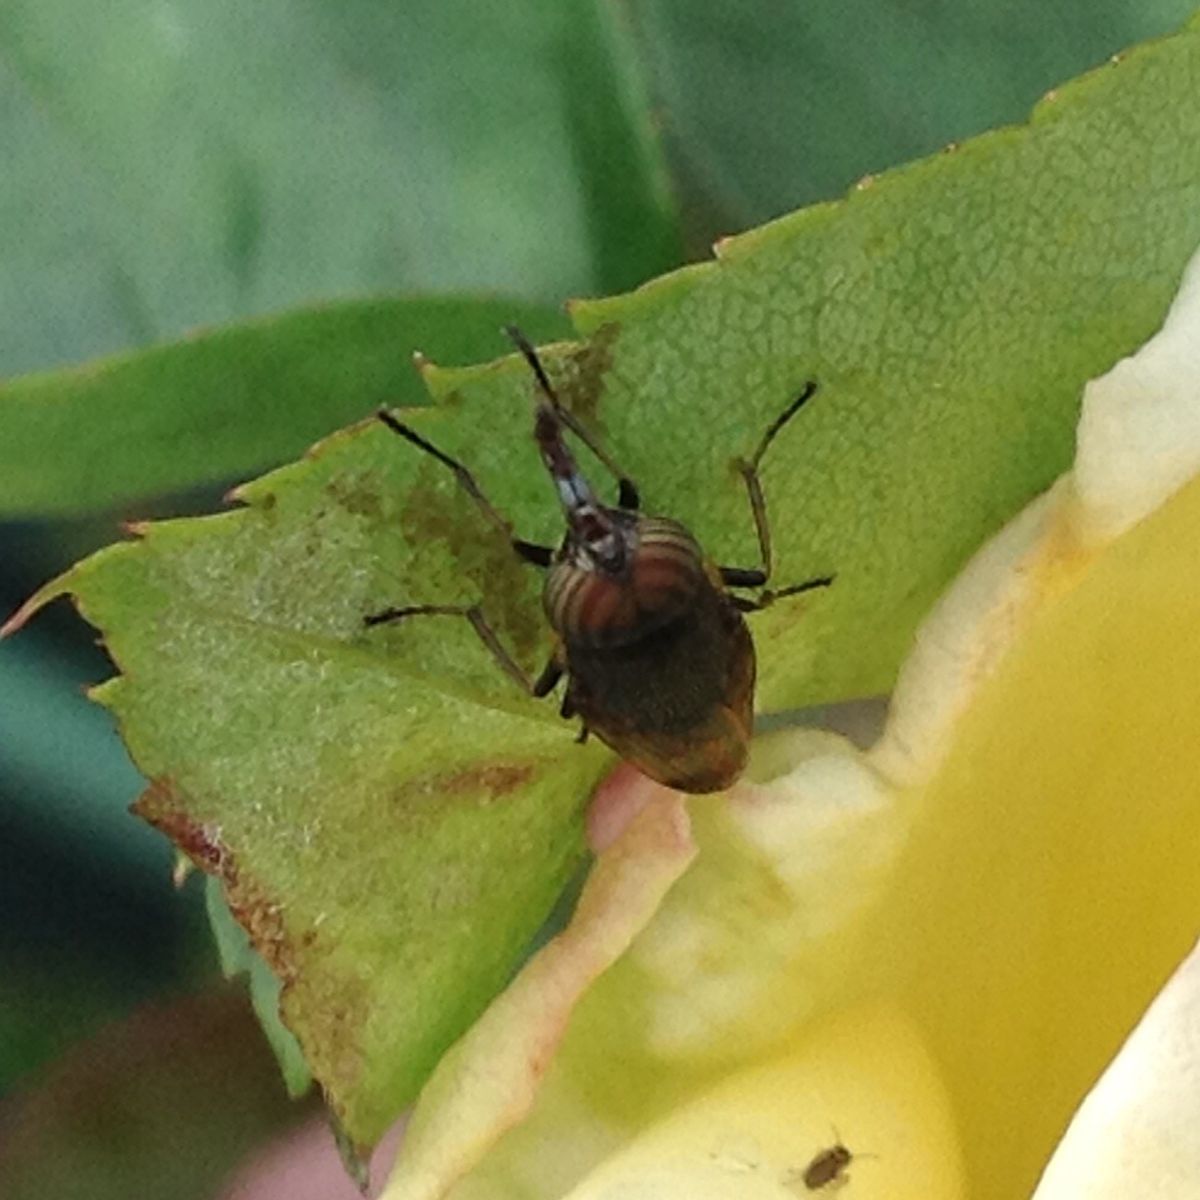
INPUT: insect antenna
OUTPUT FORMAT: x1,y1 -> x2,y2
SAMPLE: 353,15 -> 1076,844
374,408 -> 552,567
503,325 -> 640,510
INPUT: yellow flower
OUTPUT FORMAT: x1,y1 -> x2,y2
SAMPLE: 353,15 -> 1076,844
380,244 -> 1200,1200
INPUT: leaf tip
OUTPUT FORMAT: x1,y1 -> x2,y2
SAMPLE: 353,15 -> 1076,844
0,575 -> 71,638
87,677 -> 120,708
331,1113 -> 373,1194
0,606 -> 26,640
712,234 -> 735,259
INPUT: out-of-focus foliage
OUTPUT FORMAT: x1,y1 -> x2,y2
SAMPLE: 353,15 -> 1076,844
0,0 -> 677,376
0,298 -> 569,516
0,989 -> 303,1200
633,0 -> 1194,235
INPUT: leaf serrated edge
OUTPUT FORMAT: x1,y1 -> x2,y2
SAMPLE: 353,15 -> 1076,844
0,541 -> 138,638
568,9 -> 1200,334
231,413 -> 382,505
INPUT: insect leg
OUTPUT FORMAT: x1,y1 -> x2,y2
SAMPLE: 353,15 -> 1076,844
727,379 -> 819,584
722,381 -> 834,605
504,325 -> 640,510
376,409 -> 554,567
553,676 -> 589,740
729,575 -> 834,613
533,656 -> 564,697
720,565 -> 767,588
365,603 -> 558,697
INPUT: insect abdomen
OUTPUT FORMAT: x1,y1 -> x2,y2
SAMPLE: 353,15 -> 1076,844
562,578 -> 756,792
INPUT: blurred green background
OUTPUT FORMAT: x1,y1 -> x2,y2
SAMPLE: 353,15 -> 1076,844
1,1 -> 1194,1195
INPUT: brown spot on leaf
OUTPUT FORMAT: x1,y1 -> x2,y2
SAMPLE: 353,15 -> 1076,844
561,323 -> 620,427
441,762 -> 536,799
135,780 -> 234,874
325,472 -> 384,520
399,465 -> 542,658
133,778 -> 295,981
228,892 -> 292,981
384,761 -> 539,818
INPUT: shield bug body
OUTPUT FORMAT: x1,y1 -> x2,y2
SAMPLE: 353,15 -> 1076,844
366,327 -> 832,793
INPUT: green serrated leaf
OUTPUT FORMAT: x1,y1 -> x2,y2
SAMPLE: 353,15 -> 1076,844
0,297 -> 569,518
8,477 -> 610,1145
9,11 -> 1200,1158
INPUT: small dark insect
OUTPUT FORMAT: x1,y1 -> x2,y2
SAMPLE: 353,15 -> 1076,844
365,326 -> 833,793
799,1142 -> 854,1190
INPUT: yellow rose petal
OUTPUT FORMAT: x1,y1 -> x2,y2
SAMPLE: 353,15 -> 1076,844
380,784 -> 696,1200
563,1003 -> 964,1200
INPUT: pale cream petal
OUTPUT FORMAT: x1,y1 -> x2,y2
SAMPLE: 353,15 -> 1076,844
379,788 -> 695,1200
1032,936 -> 1200,1199
1072,249 -> 1200,547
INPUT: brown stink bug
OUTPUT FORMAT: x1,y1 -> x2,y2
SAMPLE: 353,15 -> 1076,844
365,327 -> 832,793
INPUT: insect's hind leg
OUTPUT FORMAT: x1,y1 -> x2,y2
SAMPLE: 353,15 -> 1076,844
720,381 -> 833,606
365,603 -> 563,697
375,409 -> 554,566
728,575 -> 834,613
726,380 -> 819,585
